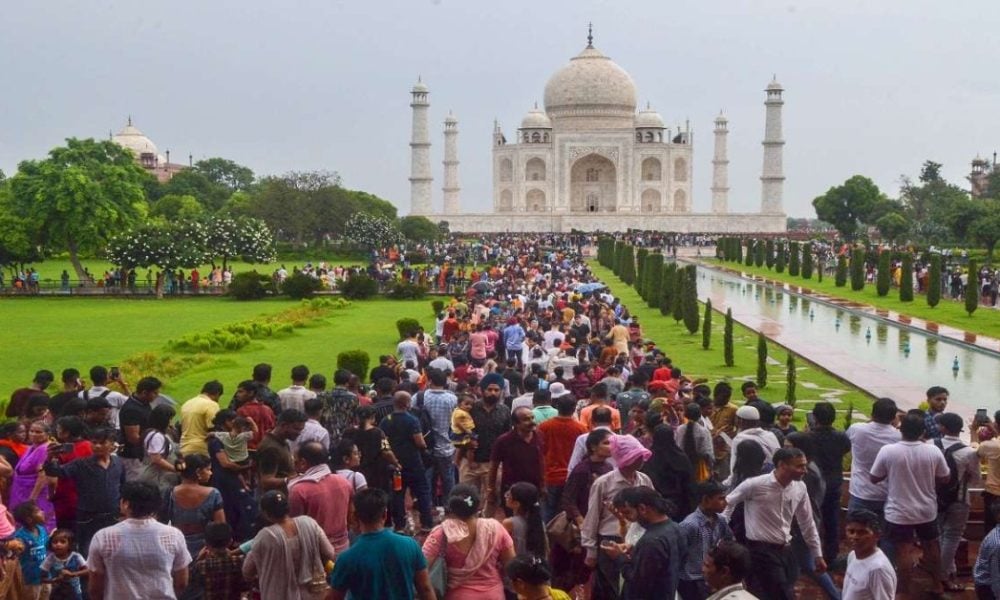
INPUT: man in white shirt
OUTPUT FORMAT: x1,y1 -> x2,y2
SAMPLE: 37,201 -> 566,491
542,322 -> 564,350
842,509 -> 896,600
934,412 -> 982,590
845,397 -> 900,557
723,447 -> 826,600
79,366 -> 130,429
293,397 -> 331,455
728,406 -> 781,473
396,332 -> 421,367
870,413 -> 950,598
278,365 -> 317,413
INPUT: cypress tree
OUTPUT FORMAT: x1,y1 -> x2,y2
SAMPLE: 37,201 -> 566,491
621,245 -> 636,285
876,251 -> 891,297
755,239 -> 766,267
683,266 -> 700,334
927,255 -> 941,308
635,248 -> 649,297
672,268 -> 685,322
612,242 -> 623,276
702,298 -> 713,349
835,255 -> 848,287
775,242 -> 786,273
801,243 -> 814,279
785,353 -> 797,405
817,257 -> 824,282
966,261 -> 979,315
757,333 -> 768,388
660,262 -> 676,315
735,239 -> 743,263
765,239 -> 775,269
723,308 -> 734,367
850,248 -> 865,291
899,254 -> 913,302
646,254 -> 664,309
745,239 -> 755,266
788,242 -> 800,276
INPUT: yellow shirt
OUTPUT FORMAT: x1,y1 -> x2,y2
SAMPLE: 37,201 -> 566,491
179,394 -> 221,456
978,439 -> 1000,495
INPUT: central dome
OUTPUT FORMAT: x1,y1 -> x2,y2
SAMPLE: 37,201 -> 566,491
543,45 -> 637,124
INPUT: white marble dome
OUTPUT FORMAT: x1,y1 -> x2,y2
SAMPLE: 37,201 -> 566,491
543,45 -> 637,119
520,105 -> 552,129
112,120 -> 159,158
634,104 -> 665,129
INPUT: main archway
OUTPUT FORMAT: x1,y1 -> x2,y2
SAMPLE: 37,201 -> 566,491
570,154 -> 617,212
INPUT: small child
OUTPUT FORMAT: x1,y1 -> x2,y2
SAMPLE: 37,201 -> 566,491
41,529 -> 86,600
195,522 -> 246,600
209,416 -> 257,489
451,394 -> 477,466
12,501 -> 49,599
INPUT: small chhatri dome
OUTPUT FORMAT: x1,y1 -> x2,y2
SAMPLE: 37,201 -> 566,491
412,76 -> 429,93
766,75 -> 783,91
520,103 -> 552,129
634,102 -> 664,128
445,110 -> 458,124
715,110 -> 728,124
112,117 -> 160,159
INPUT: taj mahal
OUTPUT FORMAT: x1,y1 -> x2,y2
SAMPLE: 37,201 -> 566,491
408,29 -> 787,233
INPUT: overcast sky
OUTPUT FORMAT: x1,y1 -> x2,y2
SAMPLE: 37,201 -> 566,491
3,1 -> 1000,217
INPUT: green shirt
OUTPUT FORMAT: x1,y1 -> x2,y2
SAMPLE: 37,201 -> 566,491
329,528 -> 427,600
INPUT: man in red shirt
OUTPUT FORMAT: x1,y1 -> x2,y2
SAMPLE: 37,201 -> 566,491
538,395 -> 587,523
289,441 -> 353,556
7,370 -> 54,419
234,381 -> 275,449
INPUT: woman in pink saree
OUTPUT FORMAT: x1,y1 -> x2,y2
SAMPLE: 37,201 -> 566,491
422,484 -> 515,600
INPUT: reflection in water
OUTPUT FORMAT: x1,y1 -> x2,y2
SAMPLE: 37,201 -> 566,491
899,331 -> 911,354
849,315 -> 862,336
927,338 -> 938,361
877,323 -> 888,344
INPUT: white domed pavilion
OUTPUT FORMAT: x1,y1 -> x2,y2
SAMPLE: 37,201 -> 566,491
111,117 -> 189,183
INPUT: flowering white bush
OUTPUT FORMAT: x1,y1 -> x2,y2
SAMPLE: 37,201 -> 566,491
343,212 -> 403,251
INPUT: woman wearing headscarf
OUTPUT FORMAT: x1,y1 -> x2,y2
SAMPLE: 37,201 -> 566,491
581,434 -> 654,600
642,424 -> 694,518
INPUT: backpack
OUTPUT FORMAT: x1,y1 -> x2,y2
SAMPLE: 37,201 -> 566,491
934,439 -> 966,510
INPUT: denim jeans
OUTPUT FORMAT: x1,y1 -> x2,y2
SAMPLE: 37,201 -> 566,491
542,484 -> 564,525
392,467 -> 434,530
425,454 -> 456,505
939,501 -> 971,579
847,495 -> 895,564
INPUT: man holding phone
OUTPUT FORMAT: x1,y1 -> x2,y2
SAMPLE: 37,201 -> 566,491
78,366 -> 130,429
119,377 -> 163,481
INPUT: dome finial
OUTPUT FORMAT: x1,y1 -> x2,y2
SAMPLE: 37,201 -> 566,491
127,114 -> 132,127
587,22 -> 593,48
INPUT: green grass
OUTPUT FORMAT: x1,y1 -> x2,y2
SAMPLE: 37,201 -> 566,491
712,259 -> 1000,339
0,296 -> 434,405
590,261 -> 873,424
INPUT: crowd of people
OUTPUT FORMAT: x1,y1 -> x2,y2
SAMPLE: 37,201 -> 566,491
0,234 -> 996,600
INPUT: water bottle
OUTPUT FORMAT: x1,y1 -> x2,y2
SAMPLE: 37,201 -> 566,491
393,469 -> 403,492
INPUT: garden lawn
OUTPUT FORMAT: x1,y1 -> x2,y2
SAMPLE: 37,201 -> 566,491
0,296 -> 434,406
590,261 -> 873,425
712,259 -> 1000,340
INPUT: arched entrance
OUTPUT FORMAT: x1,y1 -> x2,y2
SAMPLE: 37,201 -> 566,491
570,154 -> 617,212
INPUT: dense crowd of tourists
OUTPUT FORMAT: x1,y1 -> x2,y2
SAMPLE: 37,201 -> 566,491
0,234 -> 996,600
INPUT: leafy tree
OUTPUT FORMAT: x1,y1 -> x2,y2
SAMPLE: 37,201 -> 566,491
343,212 -> 404,254
899,161 -> 968,225
620,245 -> 636,285
702,299 -> 712,350
765,239 -> 775,269
801,242 -> 814,279
850,248 -> 865,291
151,194 -> 205,221
966,261 -> 979,316
682,266 -> 700,334
161,168 -> 230,212
812,175 -> 886,240
194,157 -> 256,192
645,254 -> 663,309
876,251 -> 891,297
785,354 -> 796,405
835,255 -> 848,287
899,254 -> 914,302
875,212 -> 910,244
942,197 -> 988,242
9,138 -> 149,282
756,333 -> 768,388
970,202 -> 1000,263
775,241 -> 786,273
399,215 -> 441,243
106,221 -> 208,298
788,242 -> 800,276
203,216 -> 275,270
723,309 -> 734,367
0,185 -> 45,272
927,254 -> 941,308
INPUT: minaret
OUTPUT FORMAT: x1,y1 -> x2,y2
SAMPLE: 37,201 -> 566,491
712,112 -> 729,214
442,111 -> 460,215
760,76 -> 785,214
409,77 -> 433,215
